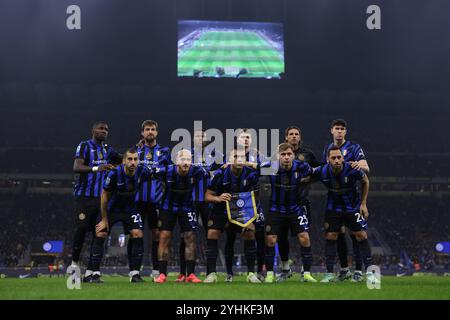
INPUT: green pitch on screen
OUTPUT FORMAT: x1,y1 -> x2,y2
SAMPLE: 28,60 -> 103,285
178,31 -> 285,78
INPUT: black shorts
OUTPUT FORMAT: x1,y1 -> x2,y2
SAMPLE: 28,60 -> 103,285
158,210 -> 198,233
208,210 -> 256,233
97,209 -> 143,235
74,196 -> 100,231
136,201 -> 159,229
324,211 -> 368,233
265,208 -> 310,236
194,201 -> 210,229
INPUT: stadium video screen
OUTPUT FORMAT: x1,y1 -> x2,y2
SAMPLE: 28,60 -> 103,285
178,20 -> 285,79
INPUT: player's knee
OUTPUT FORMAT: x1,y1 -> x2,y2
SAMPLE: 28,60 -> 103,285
242,230 -> 255,241
130,229 -> 143,238
152,229 -> 160,239
96,231 -> 107,238
326,232 -> 338,241
159,231 -> 171,242
355,231 -> 367,241
298,232 -> 310,246
184,232 -> 196,243
265,236 -> 277,247
208,229 -> 221,240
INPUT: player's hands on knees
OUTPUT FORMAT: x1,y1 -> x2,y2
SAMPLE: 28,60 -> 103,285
216,193 -> 232,203
349,161 -> 361,170
96,218 -> 109,233
360,203 -> 369,220
98,164 -> 115,172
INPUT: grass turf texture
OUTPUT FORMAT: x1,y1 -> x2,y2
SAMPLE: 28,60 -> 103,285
1,274 -> 449,300
178,31 -> 284,78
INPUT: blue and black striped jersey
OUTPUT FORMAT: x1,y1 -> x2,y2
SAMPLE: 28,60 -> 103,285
268,160 -> 313,214
135,144 -> 171,203
153,165 -> 209,213
322,140 -> 366,164
191,146 -> 223,202
208,166 -> 261,214
103,164 -> 151,213
73,139 -> 120,198
312,162 -> 365,213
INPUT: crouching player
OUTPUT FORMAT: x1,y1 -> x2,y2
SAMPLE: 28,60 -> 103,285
313,146 -> 376,283
204,149 -> 262,284
264,143 -> 317,283
153,149 -> 208,283
95,149 -> 146,282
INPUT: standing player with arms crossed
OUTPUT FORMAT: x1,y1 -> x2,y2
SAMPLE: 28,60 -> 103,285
69,121 -> 121,283
135,120 -> 171,279
322,119 -> 370,282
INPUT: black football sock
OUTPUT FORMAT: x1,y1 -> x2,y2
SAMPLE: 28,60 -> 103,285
206,239 -> 218,275
358,239 -> 373,271
127,238 -> 133,268
278,231 -> 290,263
244,240 -> 256,273
179,237 -> 186,275
351,234 -> 363,271
186,260 -> 195,275
225,232 -> 236,275
159,260 -> 168,276
325,239 -> 337,273
90,237 -> 106,272
152,240 -> 159,271
337,233 -> 348,268
72,227 -> 86,263
264,246 -> 275,272
256,230 -> 265,273
130,237 -> 144,272
300,246 -> 313,272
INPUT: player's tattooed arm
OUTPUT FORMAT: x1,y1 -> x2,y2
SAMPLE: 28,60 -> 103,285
73,159 -> 114,173
349,160 -> 370,174
360,175 -> 370,219
205,189 -> 232,203
97,190 -> 111,233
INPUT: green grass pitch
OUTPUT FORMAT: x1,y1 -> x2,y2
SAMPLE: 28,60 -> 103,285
177,31 -> 285,78
1,274 -> 449,300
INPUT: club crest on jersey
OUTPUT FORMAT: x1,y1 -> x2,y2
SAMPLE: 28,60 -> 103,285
324,222 -> 329,230
265,225 -> 272,233
344,177 -> 349,183
78,213 -> 86,220
243,179 -> 247,186
297,154 -> 305,161
146,152 -> 152,160
98,152 -> 104,160
343,149 -> 348,157
156,150 -> 161,157
294,172 -> 298,179
157,220 -> 162,228
207,220 -> 214,227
